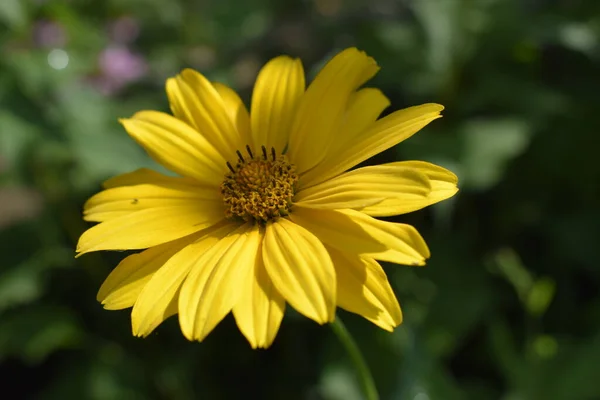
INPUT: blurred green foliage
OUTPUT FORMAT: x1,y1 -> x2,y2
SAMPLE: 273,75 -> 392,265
1,0 -> 599,399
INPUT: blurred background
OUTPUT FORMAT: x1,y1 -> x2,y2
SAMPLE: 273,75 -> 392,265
1,0 -> 599,399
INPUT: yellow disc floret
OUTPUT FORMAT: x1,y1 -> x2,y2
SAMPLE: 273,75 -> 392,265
221,145 -> 298,223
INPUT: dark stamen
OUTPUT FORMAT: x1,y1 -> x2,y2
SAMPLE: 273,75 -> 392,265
271,147 -> 276,161
246,145 -> 254,159
236,150 -> 245,163
226,161 -> 235,173
261,146 -> 268,160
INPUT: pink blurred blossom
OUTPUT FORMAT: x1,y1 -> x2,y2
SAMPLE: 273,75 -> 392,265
95,46 -> 148,95
33,20 -> 67,48
108,16 -> 141,44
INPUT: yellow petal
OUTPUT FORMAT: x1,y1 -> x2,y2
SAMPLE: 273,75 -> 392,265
339,88 -> 390,144
178,224 -> 261,342
102,168 -> 199,189
84,174 -> 219,222
166,69 -> 244,159
290,207 -> 430,266
288,48 -> 379,173
294,87 -> 388,192
250,56 -> 305,154
393,161 -> 459,203
121,110 -> 226,185
294,165 -> 430,210
98,233 -> 201,310
300,103 -> 444,188
262,218 -> 336,324
232,246 -> 286,349
76,201 -> 225,255
212,82 -> 251,142
328,247 -> 402,330
360,161 -> 459,216
131,223 -> 237,337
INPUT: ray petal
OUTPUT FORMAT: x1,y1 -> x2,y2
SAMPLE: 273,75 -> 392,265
262,218 -> 336,324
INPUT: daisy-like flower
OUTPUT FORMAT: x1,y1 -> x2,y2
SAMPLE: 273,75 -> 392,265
77,48 -> 458,349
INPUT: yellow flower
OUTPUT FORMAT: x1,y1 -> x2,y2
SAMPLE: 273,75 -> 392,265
77,48 -> 458,348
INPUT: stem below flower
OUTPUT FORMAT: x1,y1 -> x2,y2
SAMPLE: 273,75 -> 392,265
330,315 -> 380,400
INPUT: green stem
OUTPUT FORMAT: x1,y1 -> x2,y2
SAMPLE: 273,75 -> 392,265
330,315 -> 379,400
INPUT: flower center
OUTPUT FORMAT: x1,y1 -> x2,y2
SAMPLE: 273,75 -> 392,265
220,145 -> 298,223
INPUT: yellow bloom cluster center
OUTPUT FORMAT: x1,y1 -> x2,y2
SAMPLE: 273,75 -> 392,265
221,145 -> 298,223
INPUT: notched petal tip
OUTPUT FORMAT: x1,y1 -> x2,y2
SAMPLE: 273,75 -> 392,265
101,300 -> 127,311
411,259 -> 427,267
345,47 -> 380,84
342,46 -> 379,65
132,322 -> 150,338
74,239 -> 94,258
247,337 -> 275,350
426,103 -> 445,113
409,103 -> 445,120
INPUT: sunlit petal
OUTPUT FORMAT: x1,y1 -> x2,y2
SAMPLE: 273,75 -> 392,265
262,218 -> 336,324
250,56 -> 305,153
76,202 -> 225,255
121,110 -> 226,185
98,233 -> 201,310
84,174 -> 219,222
300,104 -> 444,188
166,69 -> 244,159
288,48 -> 379,173
178,224 -> 261,341
213,82 -> 251,142
131,223 -> 237,337
295,165 -> 430,210
328,247 -> 402,330
335,88 -> 390,149
102,168 -> 200,189
290,207 -> 430,266
360,161 -> 459,216
233,246 -> 286,349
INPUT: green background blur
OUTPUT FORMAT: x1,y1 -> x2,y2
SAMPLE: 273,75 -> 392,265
1,0 -> 599,399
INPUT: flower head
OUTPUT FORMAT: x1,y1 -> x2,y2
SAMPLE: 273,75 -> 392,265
77,48 -> 458,348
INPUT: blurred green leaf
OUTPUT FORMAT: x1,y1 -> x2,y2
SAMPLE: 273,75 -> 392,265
320,365 -> 363,400
0,111 -> 40,169
0,306 -> 83,364
0,0 -> 27,30
526,278 -> 555,317
493,248 -> 532,302
394,333 -> 465,400
532,335 -> 558,360
488,318 -> 521,376
461,118 -> 531,190
0,260 -> 42,312
38,345 -> 150,400
0,247 -> 73,312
